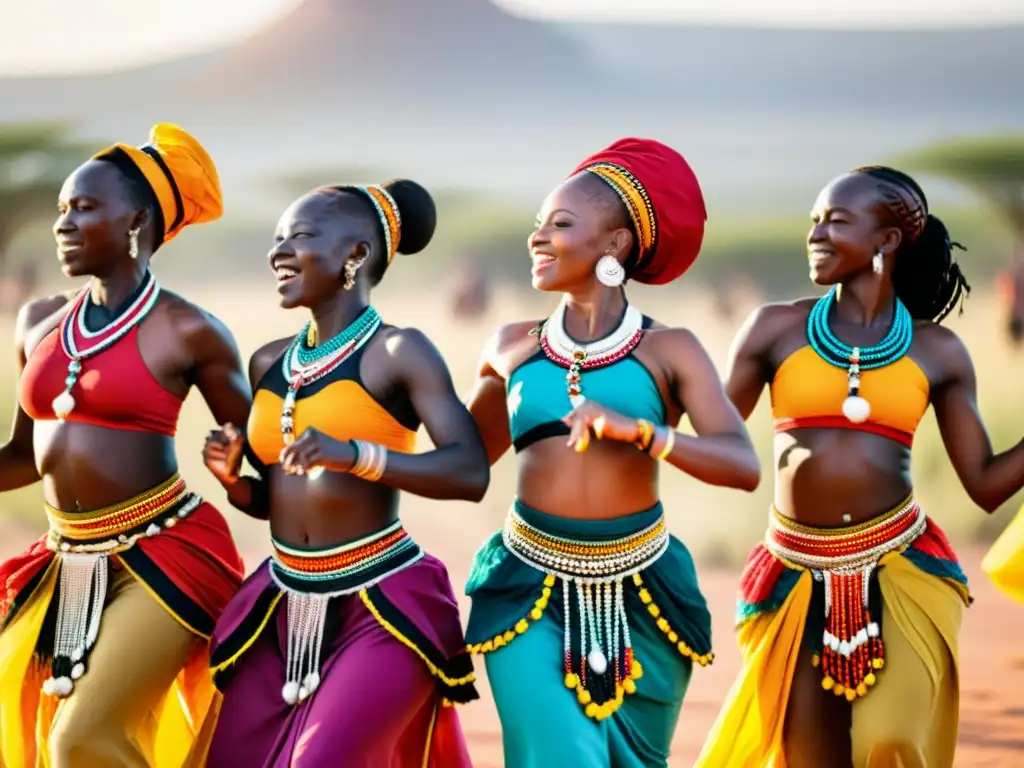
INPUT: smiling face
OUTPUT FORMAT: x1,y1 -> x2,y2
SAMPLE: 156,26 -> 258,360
52,160 -> 146,278
527,172 -> 634,293
268,191 -> 377,309
806,173 -> 904,286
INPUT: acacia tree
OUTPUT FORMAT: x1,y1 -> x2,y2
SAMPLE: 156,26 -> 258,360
0,122 -> 87,272
895,135 -> 1024,243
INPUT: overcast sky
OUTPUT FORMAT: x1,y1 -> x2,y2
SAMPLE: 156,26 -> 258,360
3,0 -> 1023,76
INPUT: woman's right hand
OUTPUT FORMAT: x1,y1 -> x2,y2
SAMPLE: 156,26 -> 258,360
203,422 -> 245,486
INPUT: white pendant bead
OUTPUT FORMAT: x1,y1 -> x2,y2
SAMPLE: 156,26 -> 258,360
842,395 -> 871,424
587,647 -> 608,675
52,390 -> 76,421
281,681 -> 300,705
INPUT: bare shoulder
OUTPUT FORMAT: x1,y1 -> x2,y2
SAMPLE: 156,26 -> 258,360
156,289 -> 242,357
480,319 -> 541,379
250,337 -> 292,386
913,320 -> 973,379
18,291 -> 76,356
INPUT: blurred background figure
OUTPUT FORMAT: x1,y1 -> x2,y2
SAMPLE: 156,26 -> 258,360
996,253 -> 1024,345
2,1 -> 1024,765
446,257 -> 492,321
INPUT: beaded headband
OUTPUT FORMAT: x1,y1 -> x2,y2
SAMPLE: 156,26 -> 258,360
355,185 -> 402,262
582,162 -> 657,263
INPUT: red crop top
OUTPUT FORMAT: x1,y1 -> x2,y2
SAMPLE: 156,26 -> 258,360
19,326 -> 183,436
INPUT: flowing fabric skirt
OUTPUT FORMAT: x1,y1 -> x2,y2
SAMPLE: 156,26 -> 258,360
466,500 -> 712,768
198,521 -> 477,768
0,475 -> 245,767
694,498 -> 970,768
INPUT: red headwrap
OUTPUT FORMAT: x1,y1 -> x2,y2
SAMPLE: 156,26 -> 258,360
571,137 -> 706,286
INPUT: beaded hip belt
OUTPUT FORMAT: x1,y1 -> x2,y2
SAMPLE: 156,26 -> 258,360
502,507 -> 669,708
269,520 -> 424,705
765,497 -> 925,701
40,474 -> 201,700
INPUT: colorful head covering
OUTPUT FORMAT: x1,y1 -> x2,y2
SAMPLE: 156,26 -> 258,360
94,123 -> 223,249
571,137 -> 706,285
348,185 -> 403,263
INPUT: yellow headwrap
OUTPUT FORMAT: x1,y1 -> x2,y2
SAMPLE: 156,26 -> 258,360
94,123 -> 223,248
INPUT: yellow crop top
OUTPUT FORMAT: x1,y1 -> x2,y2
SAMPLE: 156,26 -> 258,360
769,346 -> 930,447
247,349 -> 417,467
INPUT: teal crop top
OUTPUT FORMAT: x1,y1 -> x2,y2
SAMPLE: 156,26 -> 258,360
507,346 -> 667,453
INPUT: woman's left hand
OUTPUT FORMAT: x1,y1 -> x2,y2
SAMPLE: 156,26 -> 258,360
279,427 -> 356,476
562,400 -> 640,453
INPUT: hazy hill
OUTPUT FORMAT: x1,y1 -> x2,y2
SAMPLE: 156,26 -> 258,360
1,1 -> 1022,210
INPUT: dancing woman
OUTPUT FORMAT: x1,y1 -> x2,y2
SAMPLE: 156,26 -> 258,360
198,179 -> 487,767
0,125 -> 247,767
695,166 -> 1024,767
464,138 -> 761,768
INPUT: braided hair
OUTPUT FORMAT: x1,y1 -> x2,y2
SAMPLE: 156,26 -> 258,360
853,166 -> 970,323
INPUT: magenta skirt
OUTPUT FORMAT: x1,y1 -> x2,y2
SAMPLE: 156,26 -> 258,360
204,531 -> 477,768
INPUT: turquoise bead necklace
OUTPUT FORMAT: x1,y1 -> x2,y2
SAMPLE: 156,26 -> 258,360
806,285 -> 913,423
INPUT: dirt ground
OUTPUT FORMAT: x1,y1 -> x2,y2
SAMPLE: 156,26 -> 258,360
3,508 -> 1022,768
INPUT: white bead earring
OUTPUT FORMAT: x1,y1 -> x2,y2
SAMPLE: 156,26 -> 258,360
872,250 -> 884,275
128,228 -> 140,260
595,254 -> 625,287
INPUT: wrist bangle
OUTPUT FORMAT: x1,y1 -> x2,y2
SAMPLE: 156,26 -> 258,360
654,427 -> 675,461
349,439 -> 388,482
634,419 -> 655,452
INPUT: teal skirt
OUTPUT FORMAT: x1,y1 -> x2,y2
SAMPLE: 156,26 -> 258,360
465,501 -> 713,768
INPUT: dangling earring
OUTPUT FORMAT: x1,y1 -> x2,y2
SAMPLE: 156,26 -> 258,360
342,256 -> 366,291
872,250 -> 884,275
128,228 -> 140,260
595,254 -> 625,288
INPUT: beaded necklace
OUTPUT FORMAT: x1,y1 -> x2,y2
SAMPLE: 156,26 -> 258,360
53,271 -> 161,421
536,299 -> 645,408
806,285 -> 913,423
280,306 -> 381,477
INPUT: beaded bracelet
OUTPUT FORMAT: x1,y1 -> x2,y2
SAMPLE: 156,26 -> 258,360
349,439 -> 387,482
634,419 -> 655,452
652,427 -> 675,461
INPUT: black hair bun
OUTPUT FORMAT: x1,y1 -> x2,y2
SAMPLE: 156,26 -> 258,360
382,179 -> 436,255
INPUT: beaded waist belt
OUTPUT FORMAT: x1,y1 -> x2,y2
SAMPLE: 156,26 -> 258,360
40,474 -> 201,701
269,520 -> 424,705
46,474 -> 200,554
502,507 -> 669,708
765,497 -> 925,701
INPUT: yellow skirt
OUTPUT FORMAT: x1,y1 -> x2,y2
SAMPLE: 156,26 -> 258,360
694,551 -> 966,768
982,502 -> 1024,606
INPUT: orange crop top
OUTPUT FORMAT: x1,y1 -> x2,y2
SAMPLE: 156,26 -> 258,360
247,342 -> 418,467
770,346 -> 930,447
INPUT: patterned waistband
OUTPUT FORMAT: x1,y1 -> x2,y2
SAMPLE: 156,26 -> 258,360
503,506 -> 669,582
46,474 -> 201,555
270,520 -> 424,596
765,496 -> 925,573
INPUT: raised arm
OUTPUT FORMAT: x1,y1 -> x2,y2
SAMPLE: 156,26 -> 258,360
186,309 -> 252,429
279,328 -> 490,502
562,327 -> 760,491
202,340 -> 284,521
654,328 -> 760,490
931,329 -> 1024,513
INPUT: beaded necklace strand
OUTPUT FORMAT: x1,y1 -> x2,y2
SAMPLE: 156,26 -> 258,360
806,285 -> 913,423
536,299 -> 645,408
53,271 -> 161,421
280,306 -> 381,478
